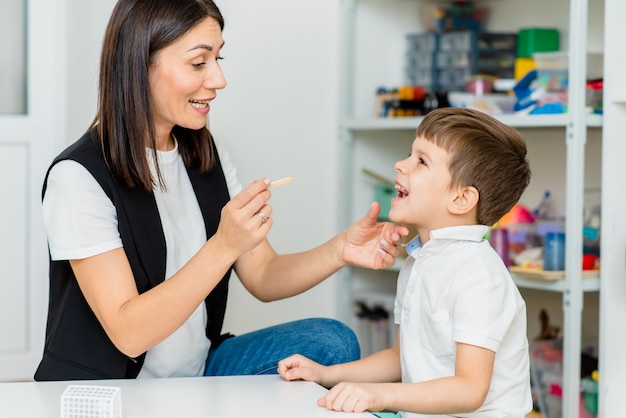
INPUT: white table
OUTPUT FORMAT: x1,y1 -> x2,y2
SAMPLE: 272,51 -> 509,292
0,375 -> 374,417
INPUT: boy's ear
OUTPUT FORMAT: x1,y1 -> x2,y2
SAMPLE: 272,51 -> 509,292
449,186 -> 479,215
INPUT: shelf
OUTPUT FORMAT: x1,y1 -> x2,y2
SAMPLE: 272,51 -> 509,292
385,259 -> 601,292
341,113 -> 603,131
512,274 -> 600,292
339,0 -> 601,416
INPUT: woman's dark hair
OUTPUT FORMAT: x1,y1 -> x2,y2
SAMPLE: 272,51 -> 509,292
91,0 -> 225,190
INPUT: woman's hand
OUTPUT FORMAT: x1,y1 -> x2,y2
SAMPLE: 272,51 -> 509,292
213,178 -> 273,260
342,202 -> 410,270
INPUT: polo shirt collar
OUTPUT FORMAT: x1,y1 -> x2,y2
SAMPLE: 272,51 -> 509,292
406,225 -> 488,258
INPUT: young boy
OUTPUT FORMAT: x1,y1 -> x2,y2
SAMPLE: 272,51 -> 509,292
278,107 -> 533,417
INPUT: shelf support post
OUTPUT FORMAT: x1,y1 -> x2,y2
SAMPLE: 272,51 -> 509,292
562,0 -> 589,416
337,0 -> 357,325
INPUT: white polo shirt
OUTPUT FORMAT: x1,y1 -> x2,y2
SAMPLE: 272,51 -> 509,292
394,225 -> 532,418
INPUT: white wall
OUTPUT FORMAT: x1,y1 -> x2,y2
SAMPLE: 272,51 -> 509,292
63,1 -> 344,336
0,3 -> 26,113
212,1 -> 343,334
64,0 -> 117,142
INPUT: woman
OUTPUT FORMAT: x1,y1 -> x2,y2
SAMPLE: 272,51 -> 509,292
35,0 -> 408,381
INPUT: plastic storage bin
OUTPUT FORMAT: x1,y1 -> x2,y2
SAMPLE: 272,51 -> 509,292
530,340 -> 563,418
448,92 -> 516,115
405,31 -> 517,90
405,33 -> 438,88
534,51 -> 605,93
517,28 -> 560,58
533,51 -> 569,91
581,377 -> 598,416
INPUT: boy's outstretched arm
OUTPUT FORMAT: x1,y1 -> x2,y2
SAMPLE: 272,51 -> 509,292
318,342 -> 495,414
278,333 -> 402,389
384,343 -> 494,414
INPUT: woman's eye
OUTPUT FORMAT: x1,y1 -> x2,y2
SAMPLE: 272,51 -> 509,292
192,62 -> 206,69
418,157 -> 426,165
216,56 -> 224,61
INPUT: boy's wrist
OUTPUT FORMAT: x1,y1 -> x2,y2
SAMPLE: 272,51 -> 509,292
318,364 -> 340,389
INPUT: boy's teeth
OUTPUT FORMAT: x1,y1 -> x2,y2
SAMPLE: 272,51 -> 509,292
395,184 -> 408,198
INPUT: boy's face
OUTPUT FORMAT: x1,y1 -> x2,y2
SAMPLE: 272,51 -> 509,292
389,135 -> 455,232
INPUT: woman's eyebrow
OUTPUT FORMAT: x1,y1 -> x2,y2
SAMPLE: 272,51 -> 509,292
187,41 -> 225,52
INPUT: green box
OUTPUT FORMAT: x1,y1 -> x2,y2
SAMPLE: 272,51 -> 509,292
517,28 -> 559,58
581,377 -> 598,415
375,184 -> 395,221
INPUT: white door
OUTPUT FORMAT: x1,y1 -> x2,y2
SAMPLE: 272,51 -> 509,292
0,0 -> 63,381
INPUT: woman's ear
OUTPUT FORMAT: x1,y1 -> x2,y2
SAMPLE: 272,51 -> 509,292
449,186 -> 479,215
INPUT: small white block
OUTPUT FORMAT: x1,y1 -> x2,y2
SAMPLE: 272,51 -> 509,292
61,385 -> 122,418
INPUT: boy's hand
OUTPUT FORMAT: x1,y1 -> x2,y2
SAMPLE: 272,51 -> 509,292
342,202 -> 410,270
319,382 -> 386,413
277,354 -> 325,384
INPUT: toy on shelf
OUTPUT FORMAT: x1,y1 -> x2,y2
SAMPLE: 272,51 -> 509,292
432,1 -> 486,32
373,86 -> 448,118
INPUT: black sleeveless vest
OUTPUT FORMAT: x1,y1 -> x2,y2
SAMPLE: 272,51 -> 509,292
34,129 -> 232,381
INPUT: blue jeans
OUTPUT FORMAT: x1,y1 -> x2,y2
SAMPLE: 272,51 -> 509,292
204,318 -> 360,376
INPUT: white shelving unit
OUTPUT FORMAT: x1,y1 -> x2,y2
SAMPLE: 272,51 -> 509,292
337,0 -> 603,416
598,0 -> 626,414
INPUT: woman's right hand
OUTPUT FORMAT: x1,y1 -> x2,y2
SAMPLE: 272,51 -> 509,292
214,178 -> 273,258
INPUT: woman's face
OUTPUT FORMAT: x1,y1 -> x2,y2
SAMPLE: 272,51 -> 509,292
148,17 -> 226,146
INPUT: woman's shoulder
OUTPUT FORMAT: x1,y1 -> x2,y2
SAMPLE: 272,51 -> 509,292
44,128 -> 113,197
52,128 -> 102,166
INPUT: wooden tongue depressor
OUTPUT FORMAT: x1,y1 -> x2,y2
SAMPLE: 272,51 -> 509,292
269,177 -> 293,188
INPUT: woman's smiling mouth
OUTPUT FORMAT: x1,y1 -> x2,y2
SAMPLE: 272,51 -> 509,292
189,99 -> 209,109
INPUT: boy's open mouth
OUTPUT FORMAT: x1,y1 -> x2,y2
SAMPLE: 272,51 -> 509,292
395,184 -> 408,198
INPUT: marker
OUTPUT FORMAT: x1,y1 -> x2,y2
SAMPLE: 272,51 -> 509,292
269,177 -> 293,188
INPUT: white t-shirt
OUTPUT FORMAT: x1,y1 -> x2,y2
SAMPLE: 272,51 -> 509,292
43,138 -> 242,378
394,225 -> 532,418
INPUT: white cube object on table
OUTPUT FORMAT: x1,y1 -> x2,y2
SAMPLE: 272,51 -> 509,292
60,385 -> 122,418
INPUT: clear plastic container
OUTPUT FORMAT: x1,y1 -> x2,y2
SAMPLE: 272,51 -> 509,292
533,51 -> 569,91
533,51 -> 605,92
448,92 -> 516,115
530,340 -> 564,418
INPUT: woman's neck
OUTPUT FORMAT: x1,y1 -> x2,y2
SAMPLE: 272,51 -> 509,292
154,130 -> 176,151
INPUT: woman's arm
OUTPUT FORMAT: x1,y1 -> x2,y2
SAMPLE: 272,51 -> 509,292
71,179 -> 274,358
235,201 -> 409,302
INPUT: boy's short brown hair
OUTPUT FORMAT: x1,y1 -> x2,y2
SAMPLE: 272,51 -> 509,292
417,108 -> 531,226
